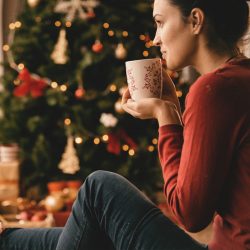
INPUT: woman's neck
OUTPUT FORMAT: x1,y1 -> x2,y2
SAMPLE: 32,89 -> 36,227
192,47 -> 241,75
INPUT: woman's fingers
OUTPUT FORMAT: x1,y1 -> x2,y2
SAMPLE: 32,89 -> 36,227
123,98 -> 163,120
162,69 -> 177,97
121,87 -> 131,106
122,102 -> 141,118
161,69 -> 182,115
121,88 -> 142,118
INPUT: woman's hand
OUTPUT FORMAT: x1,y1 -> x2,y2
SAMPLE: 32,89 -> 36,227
121,88 -> 182,126
161,67 -> 182,116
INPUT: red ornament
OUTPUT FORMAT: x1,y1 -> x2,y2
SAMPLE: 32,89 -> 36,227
75,87 -> 85,99
107,132 -> 121,155
13,68 -> 47,98
87,11 -> 96,19
107,129 -> 137,155
92,40 -> 103,53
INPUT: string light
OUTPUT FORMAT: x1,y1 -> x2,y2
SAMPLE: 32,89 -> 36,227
75,137 -> 83,144
18,63 -> 25,70
102,134 -> 109,142
51,81 -> 58,88
94,137 -> 100,145
2,45 -> 10,52
152,138 -> 158,145
9,23 -> 16,30
55,21 -> 62,27
145,41 -> 153,48
60,84 -> 67,92
64,118 -> 71,126
128,149 -> 135,156
109,84 -> 117,92
122,31 -> 128,37
103,22 -> 109,29
148,145 -> 155,152
176,90 -> 183,97
15,21 -> 22,28
108,30 -> 115,37
142,51 -> 149,57
13,79 -> 20,85
139,34 -> 146,41
122,144 -> 129,151
65,21 -> 72,27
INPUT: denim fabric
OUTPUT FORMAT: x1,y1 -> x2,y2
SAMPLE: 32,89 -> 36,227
0,227 -> 62,250
1,170 -> 208,250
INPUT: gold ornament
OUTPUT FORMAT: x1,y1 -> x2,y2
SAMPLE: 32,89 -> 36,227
58,136 -> 80,174
115,43 -> 127,60
44,195 -> 64,212
27,0 -> 40,8
51,29 -> 69,64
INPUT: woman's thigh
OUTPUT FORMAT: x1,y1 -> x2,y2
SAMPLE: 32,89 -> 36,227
130,208 -> 207,250
0,227 -> 62,250
57,170 -> 207,250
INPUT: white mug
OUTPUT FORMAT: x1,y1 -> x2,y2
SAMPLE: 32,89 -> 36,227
125,58 -> 162,101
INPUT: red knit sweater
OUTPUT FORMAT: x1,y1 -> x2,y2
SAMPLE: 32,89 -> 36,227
158,57 -> 250,250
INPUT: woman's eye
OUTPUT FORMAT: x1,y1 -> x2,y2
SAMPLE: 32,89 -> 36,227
155,21 -> 163,28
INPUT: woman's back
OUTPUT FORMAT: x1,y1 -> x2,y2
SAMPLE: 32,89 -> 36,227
205,57 -> 250,249
187,57 -> 250,250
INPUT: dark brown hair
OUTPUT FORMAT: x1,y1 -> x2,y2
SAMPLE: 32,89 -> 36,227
169,0 -> 249,53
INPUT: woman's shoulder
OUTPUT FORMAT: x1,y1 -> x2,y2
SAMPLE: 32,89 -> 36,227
215,56 -> 250,78
190,57 -> 250,95
189,73 -> 226,98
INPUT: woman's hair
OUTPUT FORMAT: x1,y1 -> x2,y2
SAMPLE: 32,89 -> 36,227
169,0 -> 249,53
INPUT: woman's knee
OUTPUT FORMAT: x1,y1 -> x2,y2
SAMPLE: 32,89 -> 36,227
76,170 -> 125,212
87,170 -> 122,185
80,170 -> 123,195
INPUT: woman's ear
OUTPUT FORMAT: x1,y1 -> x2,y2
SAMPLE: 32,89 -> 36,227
189,8 -> 205,35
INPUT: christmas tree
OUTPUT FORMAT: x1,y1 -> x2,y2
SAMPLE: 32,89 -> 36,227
0,0 -> 190,199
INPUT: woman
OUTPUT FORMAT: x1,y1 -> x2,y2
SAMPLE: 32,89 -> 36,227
1,0 -> 250,249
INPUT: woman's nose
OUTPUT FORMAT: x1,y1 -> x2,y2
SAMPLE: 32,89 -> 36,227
153,32 -> 161,46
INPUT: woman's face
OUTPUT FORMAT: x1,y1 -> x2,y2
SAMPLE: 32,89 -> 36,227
153,0 -> 197,70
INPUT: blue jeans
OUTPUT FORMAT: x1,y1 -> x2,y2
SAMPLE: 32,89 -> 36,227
0,171 -> 208,250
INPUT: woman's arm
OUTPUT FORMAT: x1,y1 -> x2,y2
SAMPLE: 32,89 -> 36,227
158,74 -> 238,232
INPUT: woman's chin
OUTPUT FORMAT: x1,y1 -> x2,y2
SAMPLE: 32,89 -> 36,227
163,54 -> 181,71
166,61 -> 177,71
167,59 -> 186,71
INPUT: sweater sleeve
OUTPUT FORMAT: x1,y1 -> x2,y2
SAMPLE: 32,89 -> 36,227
158,74 -> 236,232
